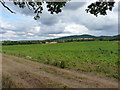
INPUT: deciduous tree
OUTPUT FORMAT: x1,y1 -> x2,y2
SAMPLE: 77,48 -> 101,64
0,0 -> 115,20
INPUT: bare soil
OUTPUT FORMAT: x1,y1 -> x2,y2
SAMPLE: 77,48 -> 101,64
1,54 -> 118,88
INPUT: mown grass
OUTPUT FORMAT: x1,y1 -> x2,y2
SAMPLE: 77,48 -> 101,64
2,41 -> 119,79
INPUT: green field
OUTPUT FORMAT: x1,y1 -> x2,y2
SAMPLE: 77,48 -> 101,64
2,41 -> 119,78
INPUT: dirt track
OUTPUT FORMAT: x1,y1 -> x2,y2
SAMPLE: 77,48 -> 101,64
2,54 -> 118,88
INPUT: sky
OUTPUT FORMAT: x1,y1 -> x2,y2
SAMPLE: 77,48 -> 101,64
0,0 -> 119,41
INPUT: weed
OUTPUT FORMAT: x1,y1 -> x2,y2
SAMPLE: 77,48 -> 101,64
2,75 -> 16,88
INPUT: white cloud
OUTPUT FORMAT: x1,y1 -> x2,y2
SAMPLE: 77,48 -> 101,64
27,33 -> 34,36
64,24 -> 89,34
34,26 -> 41,33
0,22 -> 15,30
49,23 -> 102,37
0,30 -> 18,39
49,33 -> 73,37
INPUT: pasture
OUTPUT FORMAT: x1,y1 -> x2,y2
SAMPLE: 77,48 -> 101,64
2,41 -> 119,78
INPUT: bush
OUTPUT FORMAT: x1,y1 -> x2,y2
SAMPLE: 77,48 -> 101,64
59,61 -> 65,68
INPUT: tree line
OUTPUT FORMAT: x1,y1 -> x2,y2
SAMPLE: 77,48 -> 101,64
2,36 -> 120,45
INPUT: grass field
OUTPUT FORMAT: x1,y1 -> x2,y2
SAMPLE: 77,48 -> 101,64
2,41 -> 119,78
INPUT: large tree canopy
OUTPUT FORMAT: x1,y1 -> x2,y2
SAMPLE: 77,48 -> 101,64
0,0 -> 115,20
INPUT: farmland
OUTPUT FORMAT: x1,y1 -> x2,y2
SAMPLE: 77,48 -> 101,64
2,41 -> 119,79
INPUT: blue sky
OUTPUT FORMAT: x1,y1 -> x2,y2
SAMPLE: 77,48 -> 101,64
0,0 -> 119,41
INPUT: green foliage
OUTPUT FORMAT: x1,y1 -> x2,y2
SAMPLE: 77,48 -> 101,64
11,0 -> 68,20
2,41 -> 119,78
0,0 -> 115,20
86,0 -> 115,16
2,34 -> 119,45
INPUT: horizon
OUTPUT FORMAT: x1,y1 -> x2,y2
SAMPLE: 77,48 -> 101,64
1,34 -> 119,42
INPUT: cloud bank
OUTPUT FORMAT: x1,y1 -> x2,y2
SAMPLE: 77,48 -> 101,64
0,1 -> 118,41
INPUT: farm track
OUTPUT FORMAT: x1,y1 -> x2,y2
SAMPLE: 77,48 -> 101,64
2,54 -> 118,88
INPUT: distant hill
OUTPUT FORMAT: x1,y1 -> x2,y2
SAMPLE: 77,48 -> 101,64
2,34 -> 120,45
51,34 -> 97,41
47,34 -> 120,41
41,34 -> 120,43
113,34 -> 120,38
